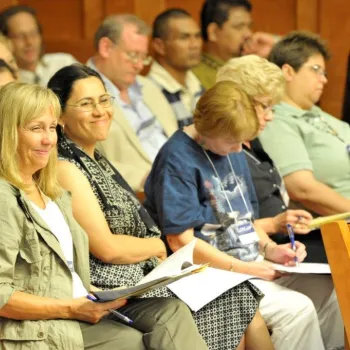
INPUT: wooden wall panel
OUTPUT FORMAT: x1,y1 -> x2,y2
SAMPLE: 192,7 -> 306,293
319,0 -> 350,118
19,0 -> 84,39
296,0 -> 319,32
105,0 -> 134,16
0,0 -> 349,118
0,0 -> 18,11
82,0 -> 104,39
250,0 -> 296,34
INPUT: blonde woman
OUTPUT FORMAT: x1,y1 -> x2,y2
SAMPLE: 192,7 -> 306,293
0,82 -> 207,350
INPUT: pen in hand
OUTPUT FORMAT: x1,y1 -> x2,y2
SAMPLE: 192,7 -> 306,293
86,294 -> 133,325
286,224 -> 299,266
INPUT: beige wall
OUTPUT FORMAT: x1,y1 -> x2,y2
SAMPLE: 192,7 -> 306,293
0,0 -> 349,118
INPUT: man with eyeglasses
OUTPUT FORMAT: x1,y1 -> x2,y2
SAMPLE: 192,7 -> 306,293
148,9 -> 204,128
260,31 -> 350,221
87,14 -> 178,191
0,5 -> 77,86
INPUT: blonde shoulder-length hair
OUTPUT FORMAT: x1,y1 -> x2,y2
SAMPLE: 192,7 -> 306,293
0,82 -> 62,199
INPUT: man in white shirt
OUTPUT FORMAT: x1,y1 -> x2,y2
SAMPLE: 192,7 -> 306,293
0,5 -> 77,86
88,14 -> 178,191
149,9 -> 204,128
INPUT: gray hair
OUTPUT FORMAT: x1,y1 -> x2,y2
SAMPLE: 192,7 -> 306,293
94,14 -> 150,50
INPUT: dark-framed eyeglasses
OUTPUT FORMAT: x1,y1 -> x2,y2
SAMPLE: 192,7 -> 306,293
66,95 -> 115,112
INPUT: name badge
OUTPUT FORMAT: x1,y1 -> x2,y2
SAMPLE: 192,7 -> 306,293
233,220 -> 260,245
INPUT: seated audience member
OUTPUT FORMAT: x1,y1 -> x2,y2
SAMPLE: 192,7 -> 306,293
0,5 -> 77,86
216,55 -> 313,242
0,33 -> 18,76
260,31 -> 350,216
149,9 -> 204,128
192,0 -> 277,89
48,63 -> 274,350
0,82 -> 208,350
144,80 -> 344,350
0,59 -> 16,86
89,14 -> 178,191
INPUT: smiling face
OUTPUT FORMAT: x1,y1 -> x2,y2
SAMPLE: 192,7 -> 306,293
60,76 -> 113,149
17,107 -> 57,177
284,53 -> 328,110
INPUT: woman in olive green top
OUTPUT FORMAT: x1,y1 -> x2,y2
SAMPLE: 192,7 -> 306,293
0,82 -> 208,350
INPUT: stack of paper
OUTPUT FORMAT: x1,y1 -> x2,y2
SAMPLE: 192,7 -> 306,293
92,239 -> 254,311
271,263 -> 331,274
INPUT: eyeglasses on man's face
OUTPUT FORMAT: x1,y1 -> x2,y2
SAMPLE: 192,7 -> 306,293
124,51 -> 152,66
66,95 -> 115,112
305,64 -> 327,78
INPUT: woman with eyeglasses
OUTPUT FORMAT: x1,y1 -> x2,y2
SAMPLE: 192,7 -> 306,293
143,73 -> 342,349
259,31 -> 350,224
0,81 -> 210,350
216,55 -> 314,244
48,63 -> 274,350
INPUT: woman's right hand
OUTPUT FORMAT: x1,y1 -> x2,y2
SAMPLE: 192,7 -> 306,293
243,260 -> 283,281
69,297 -> 127,324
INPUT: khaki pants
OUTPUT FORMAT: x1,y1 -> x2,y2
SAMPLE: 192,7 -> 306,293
81,297 -> 208,350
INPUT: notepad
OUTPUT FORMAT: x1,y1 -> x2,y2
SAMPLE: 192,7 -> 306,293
271,263 -> 331,274
309,212 -> 350,230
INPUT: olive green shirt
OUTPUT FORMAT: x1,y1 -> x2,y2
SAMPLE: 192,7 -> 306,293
259,102 -> 350,198
0,179 -> 90,349
192,53 -> 225,90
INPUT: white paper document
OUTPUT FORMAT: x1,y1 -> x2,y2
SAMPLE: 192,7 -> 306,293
272,263 -> 331,274
137,238 -> 253,311
168,267 -> 253,311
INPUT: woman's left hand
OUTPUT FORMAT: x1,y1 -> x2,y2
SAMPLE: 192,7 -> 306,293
272,210 -> 313,234
266,241 -> 307,265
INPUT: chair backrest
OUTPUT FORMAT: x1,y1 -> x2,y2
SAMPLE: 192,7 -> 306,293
321,220 -> 350,348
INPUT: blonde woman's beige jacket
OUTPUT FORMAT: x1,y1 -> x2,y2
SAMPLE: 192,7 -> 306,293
97,75 -> 178,192
0,179 -> 90,350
